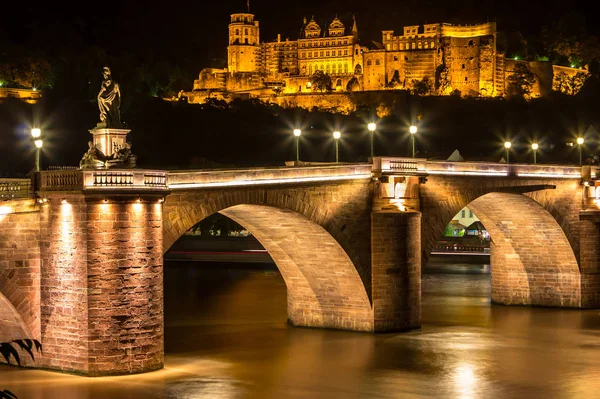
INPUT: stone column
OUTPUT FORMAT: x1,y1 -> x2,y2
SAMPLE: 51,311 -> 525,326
371,210 -> 421,332
39,191 -> 164,376
579,211 -> 600,308
86,195 -> 164,376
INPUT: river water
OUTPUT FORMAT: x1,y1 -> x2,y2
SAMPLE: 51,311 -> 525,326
2,261 -> 600,399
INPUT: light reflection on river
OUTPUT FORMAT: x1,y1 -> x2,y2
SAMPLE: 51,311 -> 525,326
2,262 -> 600,398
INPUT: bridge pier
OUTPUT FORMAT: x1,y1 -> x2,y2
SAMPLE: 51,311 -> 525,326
579,211 -> 600,308
36,170 -> 168,376
371,211 -> 421,332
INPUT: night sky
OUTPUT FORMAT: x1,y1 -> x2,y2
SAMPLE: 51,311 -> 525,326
2,0 -> 597,71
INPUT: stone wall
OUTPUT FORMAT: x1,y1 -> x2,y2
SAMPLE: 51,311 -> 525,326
0,199 -> 40,341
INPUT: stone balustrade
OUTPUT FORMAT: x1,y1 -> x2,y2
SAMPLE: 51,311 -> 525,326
38,169 -> 169,193
0,178 -> 31,199
373,157 -> 584,179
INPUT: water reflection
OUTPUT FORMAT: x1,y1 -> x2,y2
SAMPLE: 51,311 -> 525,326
2,262 -> 600,399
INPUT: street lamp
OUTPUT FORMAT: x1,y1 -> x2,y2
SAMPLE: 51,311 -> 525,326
293,128 -> 301,162
531,143 -> 538,164
504,141 -> 511,164
367,122 -> 376,158
409,125 -> 417,158
577,137 -> 584,165
31,128 -> 42,172
333,131 -> 341,163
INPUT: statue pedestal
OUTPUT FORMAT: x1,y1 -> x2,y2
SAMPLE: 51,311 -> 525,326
89,127 -> 131,158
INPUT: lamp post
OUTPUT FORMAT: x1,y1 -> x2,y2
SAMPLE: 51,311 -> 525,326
31,128 -> 42,172
577,137 -> 584,165
504,141 -> 511,164
409,125 -> 417,158
333,131 -> 341,163
367,122 -> 376,158
293,128 -> 301,162
531,142 -> 538,164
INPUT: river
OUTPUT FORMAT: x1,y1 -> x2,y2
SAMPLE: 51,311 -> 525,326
2,261 -> 600,398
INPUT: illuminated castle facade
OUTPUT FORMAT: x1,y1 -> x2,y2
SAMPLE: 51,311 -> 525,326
184,11 -> 583,103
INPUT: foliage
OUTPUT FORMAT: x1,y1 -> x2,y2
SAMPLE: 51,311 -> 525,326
387,70 -> 401,88
553,71 -> 588,95
310,70 -> 333,93
435,66 -> 451,94
507,63 -> 536,98
190,213 -> 247,236
411,78 -> 433,96
1,339 -> 42,399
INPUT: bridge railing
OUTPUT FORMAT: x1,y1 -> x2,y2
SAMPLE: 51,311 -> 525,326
168,164 -> 373,189
38,169 -> 169,193
0,178 -> 32,199
373,157 -> 583,179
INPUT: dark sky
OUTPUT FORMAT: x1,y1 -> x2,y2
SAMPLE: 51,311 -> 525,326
2,0 -> 597,69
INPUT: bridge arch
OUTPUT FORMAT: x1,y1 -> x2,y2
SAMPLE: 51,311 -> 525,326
424,191 -> 581,307
163,189 -> 374,331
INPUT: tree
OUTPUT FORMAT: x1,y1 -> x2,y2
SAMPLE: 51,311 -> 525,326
411,77 -> 433,96
310,70 -> 333,93
553,71 -> 588,95
507,63 -> 535,98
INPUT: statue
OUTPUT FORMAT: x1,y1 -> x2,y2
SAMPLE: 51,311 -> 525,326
97,66 -> 121,128
106,142 -> 136,168
79,141 -> 108,169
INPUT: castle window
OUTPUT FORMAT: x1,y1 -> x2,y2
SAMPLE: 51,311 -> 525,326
344,49 -> 348,55
431,42 -> 435,48
386,44 -> 391,50
326,41 -> 329,46
418,42 -> 422,49
367,59 -> 372,66
338,40 -> 342,45
320,51 -> 324,57
424,43 -> 428,48
338,50 -> 342,56
465,77 -> 468,81
404,56 -> 409,61
302,52 -> 306,58
333,64 -> 337,74
375,59 -> 380,66
393,43 -> 397,50
344,64 -> 348,72
245,38 -> 248,44
356,49 -> 359,55
326,51 -> 330,56
344,40 -> 348,45
393,56 -> 398,61
308,51 -> 312,57
245,28 -> 248,35
411,43 -> 415,49
462,64 -> 465,69
468,40 -> 474,46
387,33 -> 391,40
236,29 -> 239,35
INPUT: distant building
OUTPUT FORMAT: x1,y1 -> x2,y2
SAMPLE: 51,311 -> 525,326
181,10 -> 587,104
0,87 -> 42,104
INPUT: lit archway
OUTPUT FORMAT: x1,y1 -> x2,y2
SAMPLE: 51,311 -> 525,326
166,204 -> 373,331
429,192 -> 581,307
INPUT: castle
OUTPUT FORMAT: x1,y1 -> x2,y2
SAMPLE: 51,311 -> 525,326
181,11 -> 586,106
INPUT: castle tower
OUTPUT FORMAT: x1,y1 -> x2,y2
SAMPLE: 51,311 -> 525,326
228,13 -> 260,73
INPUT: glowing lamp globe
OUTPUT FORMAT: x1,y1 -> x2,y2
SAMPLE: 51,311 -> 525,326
333,131 -> 341,139
293,129 -> 302,137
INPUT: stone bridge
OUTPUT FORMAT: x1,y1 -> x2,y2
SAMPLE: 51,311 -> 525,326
1,158 -> 600,376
